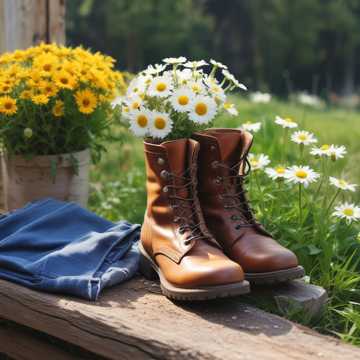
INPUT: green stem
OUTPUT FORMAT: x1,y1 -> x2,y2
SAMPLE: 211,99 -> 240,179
325,188 -> 341,215
299,183 -> 302,225
282,128 -> 288,163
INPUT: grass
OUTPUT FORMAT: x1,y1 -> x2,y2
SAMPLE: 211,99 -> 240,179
89,97 -> 360,344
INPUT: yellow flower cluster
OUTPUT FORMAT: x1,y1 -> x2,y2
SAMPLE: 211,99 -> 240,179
0,43 -> 126,116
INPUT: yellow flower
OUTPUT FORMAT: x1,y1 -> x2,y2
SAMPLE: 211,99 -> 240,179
39,81 -> 58,97
75,89 -> 97,114
52,100 -> 64,117
54,71 -> 77,90
20,90 -> 32,100
0,83 -> 12,94
33,53 -> 58,74
0,96 -> 17,116
31,94 -> 49,105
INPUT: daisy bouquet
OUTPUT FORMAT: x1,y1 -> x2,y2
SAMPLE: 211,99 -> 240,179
0,43 -> 126,158
121,57 -> 246,140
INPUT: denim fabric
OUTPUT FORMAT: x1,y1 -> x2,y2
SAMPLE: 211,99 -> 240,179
0,198 -> 141,300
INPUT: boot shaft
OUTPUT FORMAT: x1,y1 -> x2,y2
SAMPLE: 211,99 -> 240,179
142,138 -> 213,262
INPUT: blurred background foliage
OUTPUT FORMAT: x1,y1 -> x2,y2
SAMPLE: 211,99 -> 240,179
67,0 -> 360,97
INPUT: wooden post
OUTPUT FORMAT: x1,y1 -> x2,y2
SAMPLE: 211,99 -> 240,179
0,0 -> 66,52
0,0 -> 65,211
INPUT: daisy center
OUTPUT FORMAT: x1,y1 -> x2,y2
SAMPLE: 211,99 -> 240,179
195,102 -> 208,116
137,115 -> 148,128
343,208 -> 354,216
298,134 -> 307,141
132,102 -> 140,109
295,170 -> 308,179
321,144 -> 330,150
339,180 -> 348,186
285,117 -> 294,123
154,117 -> 166,129
178,95 -> 189,106
276,167 -> 285,174
156,83 -> 167,92
4,102 -> 13,110
82,99 -> 90,107
251,160 -> 259,167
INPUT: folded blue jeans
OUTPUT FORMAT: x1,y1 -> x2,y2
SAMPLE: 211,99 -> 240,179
0,198 -> 141,300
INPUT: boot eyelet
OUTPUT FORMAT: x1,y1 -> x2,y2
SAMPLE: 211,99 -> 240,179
235,224 -> 242,230
179,227 -> 185,235
157,157 -> 165,165
210,145 -> 216,151
213,176 -> 222,185
211,161 -> 219,169
160,170 -> 169,179
163,186 -> 169,193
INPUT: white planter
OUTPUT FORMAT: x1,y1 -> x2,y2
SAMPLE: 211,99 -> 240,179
1,149 -> 90,210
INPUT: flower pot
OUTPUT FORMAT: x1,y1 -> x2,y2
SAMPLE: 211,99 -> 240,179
1,149 -> 90,210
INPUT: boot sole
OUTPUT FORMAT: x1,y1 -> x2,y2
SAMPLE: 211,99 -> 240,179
139,244 -> 250,301
245,266 -> 305,285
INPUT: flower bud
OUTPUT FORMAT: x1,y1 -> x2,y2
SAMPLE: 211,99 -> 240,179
24,128 -> 33,139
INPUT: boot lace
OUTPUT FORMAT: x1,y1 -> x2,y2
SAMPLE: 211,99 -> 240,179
162,165 -> 208,245
212,154 -> 258,229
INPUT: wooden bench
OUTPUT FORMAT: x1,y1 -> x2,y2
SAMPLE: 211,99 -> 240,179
0,277 -> 359,359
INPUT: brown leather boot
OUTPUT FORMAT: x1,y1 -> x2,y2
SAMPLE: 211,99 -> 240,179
140,138 -> 250,300
192,129 -> 305,284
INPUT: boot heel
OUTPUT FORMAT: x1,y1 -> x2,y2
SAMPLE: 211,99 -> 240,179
139,252 -> 158,280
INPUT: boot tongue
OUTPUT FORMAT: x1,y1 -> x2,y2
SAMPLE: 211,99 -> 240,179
162,138 -> 191,200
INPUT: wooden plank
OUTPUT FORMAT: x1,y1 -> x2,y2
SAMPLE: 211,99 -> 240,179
0,0 -> 66,53
0,277 -> 358,360
0,319 -> 99,360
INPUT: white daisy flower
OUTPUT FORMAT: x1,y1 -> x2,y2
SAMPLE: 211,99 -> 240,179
143,63 -> 166,76
149,111 -> 173,139
310,144 -> 331,157
327,145 -> 347,161
222,69 -> 247,90
205,79 -> 226,102
126,76 -> 149,97
222,69 -> 236,82
184,60 -> 208,69
284,165 -> 320,188
329,177 -> 357,192
188,80 -> 206,94
175,69 -> 193,85
249,153 -> 270,171
265,166 -> 287,180
240,121 -> 262,133
170,87 -> 194,113
189,95 -> 217,124
124,94 -> 143,111
291,130 -> 318,146
129,108 -> 151,137
210,59 -> 228,69
332,203 -> 360,224
162,56 -> 187,65
275,116 -> 298,129
148,75 -> 173,98
223,102 -> 238,116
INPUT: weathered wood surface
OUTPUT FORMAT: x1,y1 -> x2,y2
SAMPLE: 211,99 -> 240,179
0,0 -> 66,53
0,277 -> 358,360
253,279 -> 328,318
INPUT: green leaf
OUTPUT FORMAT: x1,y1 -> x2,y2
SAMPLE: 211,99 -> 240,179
307,244 -> 322,256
